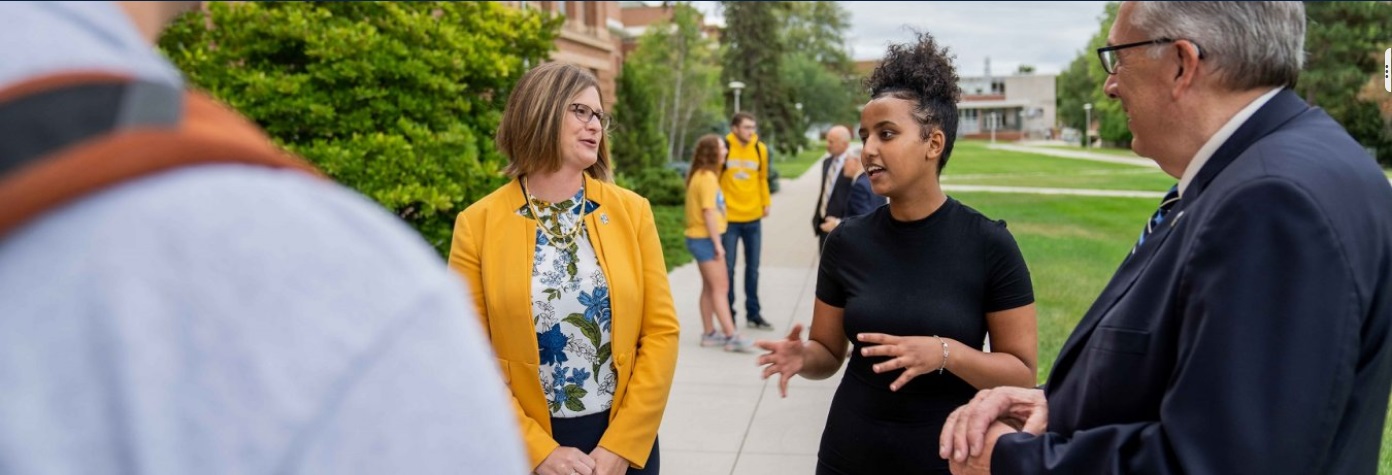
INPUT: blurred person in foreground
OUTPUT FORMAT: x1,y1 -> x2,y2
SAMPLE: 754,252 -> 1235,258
449,61 -> 679,475
941,2 -> 1392,474
0,2 -> 525,473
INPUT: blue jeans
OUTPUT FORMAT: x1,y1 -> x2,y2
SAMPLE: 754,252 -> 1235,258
722,220 -> 764,323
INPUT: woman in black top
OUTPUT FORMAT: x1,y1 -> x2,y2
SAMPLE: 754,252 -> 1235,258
756,32 -> 1038,475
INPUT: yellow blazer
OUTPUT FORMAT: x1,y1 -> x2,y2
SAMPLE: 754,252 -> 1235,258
448,175 -> 680,470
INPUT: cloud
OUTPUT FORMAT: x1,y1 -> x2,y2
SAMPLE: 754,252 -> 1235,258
846,1 -> 1109,75
677,1 -> 1109,75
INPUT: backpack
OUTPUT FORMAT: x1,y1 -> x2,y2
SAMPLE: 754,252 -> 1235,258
0,73 -> 322,239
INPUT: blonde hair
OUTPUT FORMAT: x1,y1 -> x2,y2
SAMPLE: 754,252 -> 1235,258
496,62 -> 613,181
686,134 -> 724,186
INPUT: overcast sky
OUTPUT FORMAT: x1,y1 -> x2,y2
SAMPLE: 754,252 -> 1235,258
682,1 -> 1110,76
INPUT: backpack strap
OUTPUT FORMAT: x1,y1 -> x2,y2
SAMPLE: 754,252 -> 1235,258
0,72 -> 322,239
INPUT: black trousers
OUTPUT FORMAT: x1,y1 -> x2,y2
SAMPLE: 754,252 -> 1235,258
552,411 -> 660,474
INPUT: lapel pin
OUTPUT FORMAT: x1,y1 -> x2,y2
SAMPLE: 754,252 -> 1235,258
600,213 -> 609,224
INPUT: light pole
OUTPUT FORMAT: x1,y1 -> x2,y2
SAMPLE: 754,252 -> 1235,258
1083,103 -> 1093,149
729,81 -> 746,114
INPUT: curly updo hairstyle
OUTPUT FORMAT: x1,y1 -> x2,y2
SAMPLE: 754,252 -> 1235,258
864,31 -> 961,172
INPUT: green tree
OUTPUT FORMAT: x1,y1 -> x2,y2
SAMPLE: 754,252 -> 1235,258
625,2 -> 722,163
776,1 -> 860,130
611,61 -> 669,172
1302,1 -> 1392,166
1055,2 -> 1129,146
720,1 -> 803,155
159,2 -> 560,256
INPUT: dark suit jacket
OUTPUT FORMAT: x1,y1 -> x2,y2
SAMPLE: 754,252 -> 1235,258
813,155 -> 886,240
993,90 -> 1392,474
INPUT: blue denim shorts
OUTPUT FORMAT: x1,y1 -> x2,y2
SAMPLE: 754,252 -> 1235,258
685,236 -> 719,262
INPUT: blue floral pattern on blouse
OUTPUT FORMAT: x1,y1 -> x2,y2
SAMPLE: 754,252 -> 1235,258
520,188 -> 615,417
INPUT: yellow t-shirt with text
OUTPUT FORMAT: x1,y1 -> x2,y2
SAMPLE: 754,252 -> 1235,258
684,169 -> 727,238
719,132 -> 771,222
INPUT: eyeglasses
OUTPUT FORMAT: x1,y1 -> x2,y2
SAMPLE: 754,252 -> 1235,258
1096,38 -> 1204,75
568,103 -> 611,131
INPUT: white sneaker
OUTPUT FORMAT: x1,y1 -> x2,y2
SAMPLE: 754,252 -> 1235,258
724,334 -> 753,353
700,331 -> 727,347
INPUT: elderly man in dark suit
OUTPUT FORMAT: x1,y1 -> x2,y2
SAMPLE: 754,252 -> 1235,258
941,2 -> 1392,474
812,126 -> 884,252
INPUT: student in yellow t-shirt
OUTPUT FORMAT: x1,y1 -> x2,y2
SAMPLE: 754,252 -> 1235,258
685,134 -> 751,352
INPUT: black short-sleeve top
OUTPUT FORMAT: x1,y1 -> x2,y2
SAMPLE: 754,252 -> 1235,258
816,197 -> 1034,413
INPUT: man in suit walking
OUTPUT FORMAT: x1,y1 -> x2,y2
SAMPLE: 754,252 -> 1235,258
941,2 -> 1392,474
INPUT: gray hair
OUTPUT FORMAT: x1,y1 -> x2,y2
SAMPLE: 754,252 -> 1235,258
1130,1 -> 1305,91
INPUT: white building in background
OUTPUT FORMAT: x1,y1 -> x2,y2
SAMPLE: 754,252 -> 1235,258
957,73 -> 1057,141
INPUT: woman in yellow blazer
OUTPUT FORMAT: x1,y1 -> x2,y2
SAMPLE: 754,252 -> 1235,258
449,62 -> 679,475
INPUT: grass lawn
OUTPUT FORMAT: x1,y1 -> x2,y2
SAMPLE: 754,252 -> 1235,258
772,140 -> 828,179
947,141 -> 1174,191
951,192 -> 1154,383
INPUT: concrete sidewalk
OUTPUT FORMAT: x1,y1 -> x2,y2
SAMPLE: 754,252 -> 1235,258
660,161 -> 842,475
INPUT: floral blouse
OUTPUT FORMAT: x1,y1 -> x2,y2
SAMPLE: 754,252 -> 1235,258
519,188 -> 616,418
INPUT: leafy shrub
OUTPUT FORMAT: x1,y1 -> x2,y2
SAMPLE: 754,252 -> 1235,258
617,167 -> 685,207
158,2 -> 562,255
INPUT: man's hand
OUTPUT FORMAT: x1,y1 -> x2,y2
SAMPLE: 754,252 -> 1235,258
948,420 -> 1018,475
763,206 -> 770,218
940,387 -> 1048,463
818,217 -> 840,234
589,446 -> 629,475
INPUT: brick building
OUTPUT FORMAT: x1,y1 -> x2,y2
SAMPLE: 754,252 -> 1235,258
500,1 -> 624,109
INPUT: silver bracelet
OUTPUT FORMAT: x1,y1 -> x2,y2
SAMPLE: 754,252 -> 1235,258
935,335 -> 949,374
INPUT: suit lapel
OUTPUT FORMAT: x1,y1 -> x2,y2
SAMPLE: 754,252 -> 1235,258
1049,90 -> 1311,386
1050,199 -> 1188,381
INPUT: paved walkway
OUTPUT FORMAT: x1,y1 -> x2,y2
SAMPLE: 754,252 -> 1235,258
997,143 -> 1392,187
660,162 -> 835,475
987,143 -> 1158,168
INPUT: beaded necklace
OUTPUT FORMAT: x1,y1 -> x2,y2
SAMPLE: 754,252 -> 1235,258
522,176 -> 586,245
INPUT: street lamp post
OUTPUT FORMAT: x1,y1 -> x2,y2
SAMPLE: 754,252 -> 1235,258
729,81 -> 746,114
1083,103 -> 1093,149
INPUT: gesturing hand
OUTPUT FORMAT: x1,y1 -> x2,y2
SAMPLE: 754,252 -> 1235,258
856,333 -> 945,392
536,446 -> 596,475
755,323 -> 806,398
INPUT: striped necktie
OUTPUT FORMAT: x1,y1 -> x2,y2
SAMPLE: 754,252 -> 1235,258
1132,184 -> 1180,255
